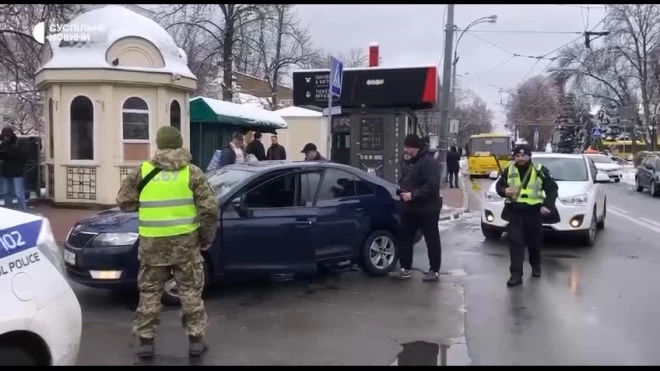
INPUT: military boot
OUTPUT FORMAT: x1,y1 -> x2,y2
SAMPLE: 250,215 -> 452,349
189,335 -> 208,358
137,337 -> 155,359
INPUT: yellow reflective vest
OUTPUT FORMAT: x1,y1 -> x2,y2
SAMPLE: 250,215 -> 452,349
507,163 -> 545,206
138,162 -> 199,237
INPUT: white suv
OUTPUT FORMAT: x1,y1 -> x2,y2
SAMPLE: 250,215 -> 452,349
0,208 -> 82,365
481,153 -> 609,246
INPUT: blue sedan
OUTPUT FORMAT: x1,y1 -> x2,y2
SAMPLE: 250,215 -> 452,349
63,161 -> 415,304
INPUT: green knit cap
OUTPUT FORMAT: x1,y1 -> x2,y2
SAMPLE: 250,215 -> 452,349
156,126 -> 183,149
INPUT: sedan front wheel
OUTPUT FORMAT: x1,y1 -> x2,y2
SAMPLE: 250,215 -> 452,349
360,230 -> 399,276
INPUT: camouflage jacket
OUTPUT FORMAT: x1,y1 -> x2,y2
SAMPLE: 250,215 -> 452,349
116,148 -> 219,266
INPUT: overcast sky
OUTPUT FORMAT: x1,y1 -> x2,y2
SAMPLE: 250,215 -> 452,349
296,4 -> 607,131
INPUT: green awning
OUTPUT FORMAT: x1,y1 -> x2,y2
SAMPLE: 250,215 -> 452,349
190,96 -> 287,130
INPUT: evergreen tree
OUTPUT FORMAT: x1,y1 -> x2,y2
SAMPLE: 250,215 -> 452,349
555,88 -> 580,153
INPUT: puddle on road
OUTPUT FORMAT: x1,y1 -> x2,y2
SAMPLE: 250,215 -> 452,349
391,339 -> 471,366
441,268 -> 468,277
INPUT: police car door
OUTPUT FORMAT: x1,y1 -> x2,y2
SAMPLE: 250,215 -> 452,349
0,211 -> 73,329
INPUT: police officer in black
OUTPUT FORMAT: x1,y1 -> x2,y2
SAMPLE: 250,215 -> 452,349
495,144 -> 558,287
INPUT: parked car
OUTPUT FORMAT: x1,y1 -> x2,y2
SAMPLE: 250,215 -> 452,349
63,161 -> 418,305
1,208 -> 82,365
482,153 -> 610,246
635,154 -> 660,197
584,154 -> 623,182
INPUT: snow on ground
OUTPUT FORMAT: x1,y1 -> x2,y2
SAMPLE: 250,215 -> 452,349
621,166 -> 636,186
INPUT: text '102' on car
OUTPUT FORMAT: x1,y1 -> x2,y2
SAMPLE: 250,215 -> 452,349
62,161 -> 422,306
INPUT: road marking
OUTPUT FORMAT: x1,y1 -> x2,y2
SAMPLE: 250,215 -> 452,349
639,217 -> 660,229
609,208 -> 660,234
608,205 -> 629,214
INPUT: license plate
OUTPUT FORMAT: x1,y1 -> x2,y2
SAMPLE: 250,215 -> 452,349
63,250 -> 76,266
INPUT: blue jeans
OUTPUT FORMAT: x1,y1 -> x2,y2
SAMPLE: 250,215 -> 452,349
2,177 -> 27,211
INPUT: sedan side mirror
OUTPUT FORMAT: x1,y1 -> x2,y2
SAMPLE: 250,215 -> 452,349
229,197 -> 246,216
595,172 -> 610,183
489,171 -> 499,180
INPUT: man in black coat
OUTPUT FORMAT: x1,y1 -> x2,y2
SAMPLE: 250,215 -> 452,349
246,132 -> 266,161
446,146 -> 461,188
266,134 -> 287,160
0,126 -> 28,211
391,134 -> 442,282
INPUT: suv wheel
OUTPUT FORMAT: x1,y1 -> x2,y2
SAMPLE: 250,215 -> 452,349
360,230 -> 399,276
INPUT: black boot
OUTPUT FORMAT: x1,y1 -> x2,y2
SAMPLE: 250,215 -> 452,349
137,337 -> 155,359
189,335 -> 208,358
507,274 -> 523,287
532,266 -> 541,278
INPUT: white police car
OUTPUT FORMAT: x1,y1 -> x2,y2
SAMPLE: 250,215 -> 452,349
0,208 -> 82,365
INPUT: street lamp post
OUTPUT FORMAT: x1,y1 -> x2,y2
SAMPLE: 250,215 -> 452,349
450,15 -> 497,122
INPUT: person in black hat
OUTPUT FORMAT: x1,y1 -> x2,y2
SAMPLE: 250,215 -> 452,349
391,134 -> 442,282
301,143 -> 326,161
495,143 -> 558,287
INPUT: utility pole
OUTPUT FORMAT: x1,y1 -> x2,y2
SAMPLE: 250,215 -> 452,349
438,4 -> 455,189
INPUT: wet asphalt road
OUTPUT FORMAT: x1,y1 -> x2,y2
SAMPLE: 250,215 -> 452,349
459,179 -> 660,365
70,179 -> 660,365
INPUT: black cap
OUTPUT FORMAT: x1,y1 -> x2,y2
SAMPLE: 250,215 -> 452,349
513,144 -> 533,157
403,134 -> 424,149
301,143 -> 317,153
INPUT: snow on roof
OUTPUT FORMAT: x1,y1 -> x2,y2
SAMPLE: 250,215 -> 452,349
274,106 -> 323,118
192,96 -> 287,129
37,5 -> 195,79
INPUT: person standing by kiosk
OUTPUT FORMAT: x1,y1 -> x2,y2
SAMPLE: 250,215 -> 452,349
495,144 -> 558,287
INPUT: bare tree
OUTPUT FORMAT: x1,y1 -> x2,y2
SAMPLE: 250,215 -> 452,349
0,4 -> 82,134
250,4 -> 317,109
550,41 -> 644,151
307,47 -> 368,69
454,89 -> 495,146
505,75 -> 559,145
605,4 -> 660,148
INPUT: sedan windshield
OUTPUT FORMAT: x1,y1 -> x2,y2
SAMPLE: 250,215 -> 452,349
532,157 -> 588,182
205,168 -> 253,197
587,155 -> 614,164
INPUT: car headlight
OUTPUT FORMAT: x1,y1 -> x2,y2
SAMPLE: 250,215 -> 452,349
92,233 -> 138,247
560,194 -> 588,206
485,191 -> 504,202
36,218 -> 66,276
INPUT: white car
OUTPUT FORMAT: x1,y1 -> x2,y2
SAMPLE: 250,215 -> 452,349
0,208 -> 82,365
584,153 -> 623,182
481,153 -> 610,246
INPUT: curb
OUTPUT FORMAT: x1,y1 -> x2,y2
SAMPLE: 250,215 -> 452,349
439,172 -> 471,223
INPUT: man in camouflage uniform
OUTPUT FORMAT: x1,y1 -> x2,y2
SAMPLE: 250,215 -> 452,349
117,126 -> 218,359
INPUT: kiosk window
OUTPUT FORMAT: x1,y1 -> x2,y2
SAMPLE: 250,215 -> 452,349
359,118 -> 384,150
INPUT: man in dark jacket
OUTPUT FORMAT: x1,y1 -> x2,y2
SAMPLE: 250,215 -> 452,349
447,146 -> 461,188
0,127 -> 28,211
495,144 -> 558,287
301,143 -> 326,161
219,132 -> 246,167
391,134 -> 442,282
266,134 -> 287,160
246,132 -> 266,161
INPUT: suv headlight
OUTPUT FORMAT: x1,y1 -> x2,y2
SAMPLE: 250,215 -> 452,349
485,191 -> 504,202
92,233 -> 138,247
560,194 -> 588,206
36,218 -> 66,276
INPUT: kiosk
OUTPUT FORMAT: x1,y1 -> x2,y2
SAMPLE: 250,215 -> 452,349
292,47 -> 438,183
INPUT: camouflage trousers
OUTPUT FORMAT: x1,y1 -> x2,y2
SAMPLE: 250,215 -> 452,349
132,262 -> 207,339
